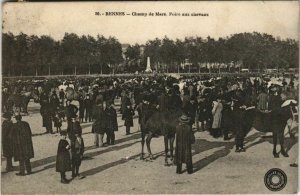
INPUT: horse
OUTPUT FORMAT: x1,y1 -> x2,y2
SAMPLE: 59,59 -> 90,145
6,91 -> 37,114
244,100 -> 297,158
140,107 -> 181,166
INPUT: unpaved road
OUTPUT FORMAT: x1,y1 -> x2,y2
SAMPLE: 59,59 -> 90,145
1,100 -> 298,194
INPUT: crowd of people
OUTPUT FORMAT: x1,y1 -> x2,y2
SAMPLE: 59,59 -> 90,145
2,73 -> 298,182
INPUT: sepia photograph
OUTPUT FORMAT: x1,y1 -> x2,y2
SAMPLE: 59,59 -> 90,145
1,1 -> 299,194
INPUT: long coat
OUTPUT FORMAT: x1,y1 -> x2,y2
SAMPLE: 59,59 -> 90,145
92,105 -> 106,134
211,101 -> 223,129
175,121 -> 192,165
122,107 -> 134,127
105,106 -> 118,131
2,120 -> 13,157
121,95 -> 130,114
11,121 -> 34,162
56,139 -> 71,172
40,103 -> 53,128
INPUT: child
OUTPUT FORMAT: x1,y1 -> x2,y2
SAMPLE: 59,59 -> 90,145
56,131 -> 71,184
122,102 -> 134,135
53,113 -> 62,133
72,132 -> 85,179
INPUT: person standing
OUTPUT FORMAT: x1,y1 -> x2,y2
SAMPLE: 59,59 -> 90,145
232,90 -> 247,152
66,117 -> 83,178
78,95 -> 85,123
196,96 -> 210,131
59,89 -> 65,107
2,112 -> 14,171
175,114 -> 193,174
40,101 -> 54,134
105,100 -> 118,145
92,101 -> 106,147
84,94 -> 92,122
211,96 -> 223,138
72,131 -> 84,179
50,90 -> 60,113
183,95 -> 198,128
122,102 -> 134,135
11,115 -> 34,176
56,131 -> 71,184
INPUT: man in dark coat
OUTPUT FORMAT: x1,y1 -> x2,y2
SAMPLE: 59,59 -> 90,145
92,102 -> 106,147
59,89 -> 65,107
175,113 -> 193,174
84,94 -> 93,122
121,92 -> 131,114
78,94 -> 85,123
2,112 -> 14,171
40,101 -> 54,134
232,90 -> 247,152
104,100 -> 118,145
122,101 -> 134,135
12,115 -> 34,176
50,90 -> 60,112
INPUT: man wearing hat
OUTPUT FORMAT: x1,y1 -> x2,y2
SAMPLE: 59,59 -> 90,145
92,100 -> 106,147
104,100 -> 118,145
84,93 -> 93,122
175,113 -> 193,174
2,112 -> 14,171
122,101 -> 134,135
11,115 -> 34,176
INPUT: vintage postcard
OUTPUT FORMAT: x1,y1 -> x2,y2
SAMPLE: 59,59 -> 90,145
1,1 -> 299,194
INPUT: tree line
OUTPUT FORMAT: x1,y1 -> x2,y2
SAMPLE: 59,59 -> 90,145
3,32 -> 123,76
2,32 -> 299,76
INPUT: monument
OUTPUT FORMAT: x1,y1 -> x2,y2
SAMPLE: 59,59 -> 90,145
145,56 -> 152,73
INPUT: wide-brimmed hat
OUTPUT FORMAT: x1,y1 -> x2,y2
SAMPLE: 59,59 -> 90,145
179,114 -> 190,123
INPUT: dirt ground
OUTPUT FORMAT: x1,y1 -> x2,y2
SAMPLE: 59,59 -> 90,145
1,99 -> 298,194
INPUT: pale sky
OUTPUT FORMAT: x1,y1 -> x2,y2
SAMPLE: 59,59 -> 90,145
2,1 -> 299,44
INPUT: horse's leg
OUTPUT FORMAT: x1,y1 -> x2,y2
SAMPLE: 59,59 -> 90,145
164,134 -> 169,166
146,132 -> 153,160
140,131 -> 145,160
279,128 -> 289,157
273,130 -> 279,158
169,136 -> 175,165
